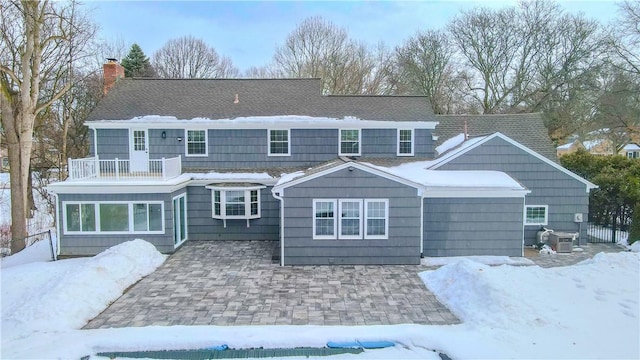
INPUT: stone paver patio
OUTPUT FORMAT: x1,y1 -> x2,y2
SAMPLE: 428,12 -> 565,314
84,241 -> 459,329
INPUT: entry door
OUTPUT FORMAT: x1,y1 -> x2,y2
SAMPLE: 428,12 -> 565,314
173,194 -> 187,247
130,129 -> 149,172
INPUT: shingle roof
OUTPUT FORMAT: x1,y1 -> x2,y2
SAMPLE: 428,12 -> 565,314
88,78 -> 435,122
434,113 -> 558,161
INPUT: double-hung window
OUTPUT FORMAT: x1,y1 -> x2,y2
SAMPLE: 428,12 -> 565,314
525,205 -> 548,225
207,185 -> 264,227
397,129 -> 414,156
64,202 -> 164,234
313,200 -> 337,239
313,198 -> 388,240
339,200 -> 362,239
339,129 -> 361,156
185,129 -> 207,156
268,129 -> 290,156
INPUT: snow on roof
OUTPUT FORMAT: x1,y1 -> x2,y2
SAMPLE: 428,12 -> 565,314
427,136 -> 488,169
274,171 -> 305,187
557,142 -> 576,150
367,160 -> 525,189
435,133 -> 465,155
582,139 -> 604,150
123,115 -> 358,124
623,143 -> 640,151
188,171 -> 274,182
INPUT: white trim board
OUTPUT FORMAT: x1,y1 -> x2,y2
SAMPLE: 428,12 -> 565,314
428,132 -> 598,193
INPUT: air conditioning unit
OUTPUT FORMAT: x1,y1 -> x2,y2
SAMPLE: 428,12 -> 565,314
548,232 -> 577,253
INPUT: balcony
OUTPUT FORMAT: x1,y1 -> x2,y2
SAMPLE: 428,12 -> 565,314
68,156 -> 182,181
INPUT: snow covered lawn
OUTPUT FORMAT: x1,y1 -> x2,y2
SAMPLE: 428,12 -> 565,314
1,239 -> 638,359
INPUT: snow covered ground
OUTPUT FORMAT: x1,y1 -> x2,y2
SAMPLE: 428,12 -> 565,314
1,239 -> 638,359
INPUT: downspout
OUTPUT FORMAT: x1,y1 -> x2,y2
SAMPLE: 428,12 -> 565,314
92,127 -> 98,156
272,189 -> 285,266
54,193 -> 61,257
419,188 -> 425,258
521,197 -> 526,257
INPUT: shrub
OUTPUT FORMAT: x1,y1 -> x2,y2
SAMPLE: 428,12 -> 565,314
630,203 -> 640,245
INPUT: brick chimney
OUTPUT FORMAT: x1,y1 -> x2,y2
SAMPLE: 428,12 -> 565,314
103,58 -> 125,95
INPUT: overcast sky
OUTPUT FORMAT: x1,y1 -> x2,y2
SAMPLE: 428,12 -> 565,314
89,1 -> 620,73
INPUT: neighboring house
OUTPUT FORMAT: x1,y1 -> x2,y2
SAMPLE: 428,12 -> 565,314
622,143 -> 640,159
556,140 -> 585,157
47,61 -> 596,265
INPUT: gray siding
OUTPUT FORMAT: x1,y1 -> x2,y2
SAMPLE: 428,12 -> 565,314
423,197 -> 524,257
282,168 -> 421,265
437,137 -> 589,245
186,186 -> 280,241
96,128 -> 436,169
95,129 -> 129,160
58,191 -> 183,255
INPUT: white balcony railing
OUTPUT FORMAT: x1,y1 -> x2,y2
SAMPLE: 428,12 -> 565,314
68,155 -> 182,181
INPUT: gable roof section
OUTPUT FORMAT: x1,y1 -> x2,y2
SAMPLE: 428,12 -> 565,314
428,132 -> 598,192
272,160 -> 426,194
434,113 -> 557,161
88,78 -> 435,122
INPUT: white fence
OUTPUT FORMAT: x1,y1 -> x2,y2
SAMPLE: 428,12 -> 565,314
68,156 -> 182,181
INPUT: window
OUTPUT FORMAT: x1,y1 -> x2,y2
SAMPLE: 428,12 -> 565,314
365,199 -> 388,239
525,205 -> 548,225
314,198 -> 388,240
397,129 -> 414,156
64,202 -> 164,234
268,129 -> 290,156
627,151 -> 639,159
313,200 -> 337,239
133,130 -> 146,151
207,185 -> 265,227
185,129 -> 207,156
339,129 -> 360,156
339,200 -> 362,238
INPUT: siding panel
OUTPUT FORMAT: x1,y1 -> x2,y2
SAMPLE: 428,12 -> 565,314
437,137 -> 589,245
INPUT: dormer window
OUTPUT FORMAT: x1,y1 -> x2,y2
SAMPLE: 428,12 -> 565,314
397,129 -> 414,156
268,129 -> 290,156
339,129 -> 360,156
206,184 -> 265,228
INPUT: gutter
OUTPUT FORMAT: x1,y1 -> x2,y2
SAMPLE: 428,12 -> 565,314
271,189 -> 285,267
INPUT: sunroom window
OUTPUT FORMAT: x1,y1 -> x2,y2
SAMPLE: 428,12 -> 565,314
207,184 -> 265,228
64,202 -> 164,234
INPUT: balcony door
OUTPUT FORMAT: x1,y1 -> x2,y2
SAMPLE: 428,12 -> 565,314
129,129 -> 149,172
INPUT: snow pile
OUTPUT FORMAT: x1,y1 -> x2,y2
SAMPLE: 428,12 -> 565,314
422,255 -> 534,267
421,252 -> 639,358
0,236 -> 55,268
1,239 -> 165,336
630,241 -> 640,252
435,133 -> 465,154
538,244 -> 556,254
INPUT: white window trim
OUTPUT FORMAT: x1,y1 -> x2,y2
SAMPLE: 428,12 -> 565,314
184,129 -> 208,157
172,193 -> 188,247
397,129 -> 415,156
525,205 -> 548,226
206,185 -> 265,227
364,199 -> 389,239
267,129 -> 291,156
63,201 -> 165,235
338,199 -> 363,239
313,199 -> 337,240
627,151 -> 639,159
338,129 -> 361,156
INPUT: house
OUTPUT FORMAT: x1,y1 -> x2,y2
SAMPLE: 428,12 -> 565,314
47,61 -> 596,265
556,140 -> 585,157
622,143 -> 640,159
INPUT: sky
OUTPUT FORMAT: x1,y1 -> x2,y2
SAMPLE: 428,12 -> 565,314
90,1 -> 621,73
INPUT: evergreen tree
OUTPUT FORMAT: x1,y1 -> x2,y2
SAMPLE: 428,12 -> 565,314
121,44 -> 155,78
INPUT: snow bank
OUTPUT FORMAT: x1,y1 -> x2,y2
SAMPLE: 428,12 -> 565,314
1,239 -> 165,336
422,255 -> 534,267
0,236 -> 55,268
421,252 -> 639,358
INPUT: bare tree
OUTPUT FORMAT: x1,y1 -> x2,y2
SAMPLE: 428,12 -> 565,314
395,30 -> 456,113
612,0 -> 640,76
244,65 -> 279,78
152,35 -> 239,78
272,16 -> 385,95
0,0 -> 95,252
